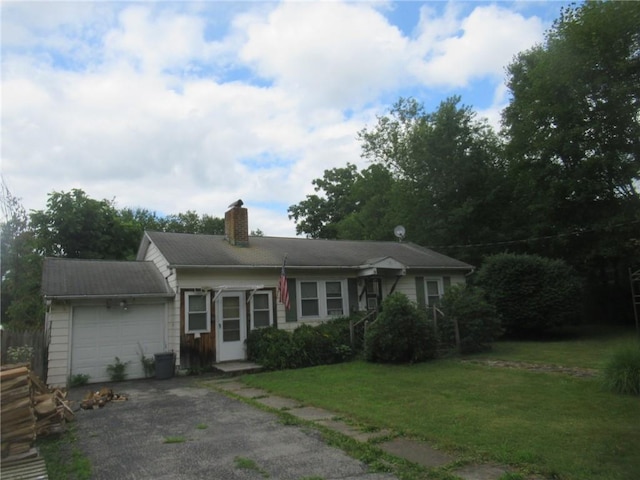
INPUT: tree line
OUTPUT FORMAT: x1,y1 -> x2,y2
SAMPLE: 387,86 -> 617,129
1,2 -> 638,329
288,2 -> 640,324
0,186 -> 226,328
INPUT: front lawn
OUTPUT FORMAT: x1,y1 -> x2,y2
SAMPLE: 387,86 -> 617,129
242,328 -> 640,480
471,325 -> 637,369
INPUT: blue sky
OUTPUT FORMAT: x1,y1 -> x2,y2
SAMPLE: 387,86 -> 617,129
1,1 -> 572,237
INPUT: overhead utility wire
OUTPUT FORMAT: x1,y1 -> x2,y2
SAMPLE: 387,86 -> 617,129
427,219 -> 640,250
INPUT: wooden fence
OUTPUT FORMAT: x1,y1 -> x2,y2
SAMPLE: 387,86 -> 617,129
0,330 -> 47,382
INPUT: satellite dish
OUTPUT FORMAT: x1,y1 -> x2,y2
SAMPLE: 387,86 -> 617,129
394,225 -> 406,241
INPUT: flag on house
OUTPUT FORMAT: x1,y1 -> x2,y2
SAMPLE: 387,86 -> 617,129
278,257 -> 290,311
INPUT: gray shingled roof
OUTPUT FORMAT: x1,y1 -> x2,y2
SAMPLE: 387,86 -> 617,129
42,258 -> 174,299
140,231 -> 473,271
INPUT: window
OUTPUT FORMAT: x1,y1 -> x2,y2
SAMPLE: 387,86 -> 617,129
185,292 -> 210,333
326,281 -> 344,315
425,279 -> 443,306
298,280 -> 346,318
300,282 -> 320,316
251,291 -> 273,329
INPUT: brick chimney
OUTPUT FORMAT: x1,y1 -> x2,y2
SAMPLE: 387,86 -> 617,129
225,201 -> 249,247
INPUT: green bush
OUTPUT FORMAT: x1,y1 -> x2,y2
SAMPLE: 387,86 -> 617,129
602,345 -> 640,395
246,327 -> 296,370
69,373 -> 91,387
106,357 -> 129,382
439,285 -> 502,354
475,253 -> 581,337
364,293 -> 437,363
246,317 -> 354,371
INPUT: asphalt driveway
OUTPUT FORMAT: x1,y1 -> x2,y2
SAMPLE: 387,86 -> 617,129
70,376 -> 397,480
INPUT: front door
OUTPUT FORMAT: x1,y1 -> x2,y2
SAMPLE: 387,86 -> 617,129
216,291 -> 247,362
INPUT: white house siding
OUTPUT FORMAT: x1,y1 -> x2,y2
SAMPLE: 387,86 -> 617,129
46,303 -> 72,388
392,275 -> 418,303
140,241 -> 180,365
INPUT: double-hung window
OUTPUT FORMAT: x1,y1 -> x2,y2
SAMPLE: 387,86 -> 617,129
185,291 -> 211,334
425,279 -> 443,307
325,281 -> 344,315
251,291 -> 273,329
298,280 -> 346,318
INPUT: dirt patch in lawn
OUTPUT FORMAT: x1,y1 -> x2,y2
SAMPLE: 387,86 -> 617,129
462,359 -> 599,378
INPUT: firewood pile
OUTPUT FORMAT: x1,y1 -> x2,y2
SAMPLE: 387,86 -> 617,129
0,364 -> 73,465
80,387 -> 127,409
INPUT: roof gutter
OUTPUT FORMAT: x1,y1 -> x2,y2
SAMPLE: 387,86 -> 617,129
43,293 -> 175,301
167,264 -> 473,271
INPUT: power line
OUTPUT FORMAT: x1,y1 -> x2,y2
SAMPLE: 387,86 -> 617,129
428,219 -> 640,250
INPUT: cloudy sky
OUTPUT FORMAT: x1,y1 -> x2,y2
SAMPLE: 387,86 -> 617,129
1,1 -> 570,237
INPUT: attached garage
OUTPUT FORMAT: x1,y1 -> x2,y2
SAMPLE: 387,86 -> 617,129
71,303 -> 166,383
42,258 -> 175,387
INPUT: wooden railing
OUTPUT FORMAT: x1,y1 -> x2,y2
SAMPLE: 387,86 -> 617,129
349,310 -> 378,351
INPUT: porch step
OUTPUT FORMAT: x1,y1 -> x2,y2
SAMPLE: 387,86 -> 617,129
213,361 -> 263,375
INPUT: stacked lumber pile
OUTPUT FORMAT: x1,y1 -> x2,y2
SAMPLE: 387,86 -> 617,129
1,364 -> 73,465
0,365 -> 35,462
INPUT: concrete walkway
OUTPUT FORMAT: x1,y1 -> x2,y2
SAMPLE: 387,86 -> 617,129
210,378 -> 543,480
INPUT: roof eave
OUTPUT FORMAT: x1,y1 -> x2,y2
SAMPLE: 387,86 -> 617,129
168,264 -> 474,271
43,293 -> 175,301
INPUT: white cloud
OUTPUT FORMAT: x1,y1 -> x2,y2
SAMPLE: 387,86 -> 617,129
411,4 -> 544,87
238,1 -> 409,109
1,0 -> 556,237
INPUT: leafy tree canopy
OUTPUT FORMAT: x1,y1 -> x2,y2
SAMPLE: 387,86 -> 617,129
1,187 -> 227,328
288,163 -> 400,240
502,0 -> 640,267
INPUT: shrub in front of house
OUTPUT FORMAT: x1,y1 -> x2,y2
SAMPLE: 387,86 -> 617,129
602,345 -> 640,396
246,327 -> 296,370
364,292 -> 437,363
475,253 -> 581,337
438,284 -> 502,354
246,317 -> 354,370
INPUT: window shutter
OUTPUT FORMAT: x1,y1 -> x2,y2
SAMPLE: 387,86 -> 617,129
443,276 -> 451,290
415,277 -> 426,309
285,278 -> 297,322
348,278 -> 358,314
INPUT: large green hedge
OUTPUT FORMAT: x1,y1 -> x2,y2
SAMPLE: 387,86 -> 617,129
438,284 -> 502,353
475,253 -> 581,336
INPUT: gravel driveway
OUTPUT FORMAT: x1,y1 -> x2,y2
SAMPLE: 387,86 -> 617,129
71,376 -> 397,480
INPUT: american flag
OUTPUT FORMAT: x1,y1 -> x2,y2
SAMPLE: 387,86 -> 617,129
278,258 -> 290,311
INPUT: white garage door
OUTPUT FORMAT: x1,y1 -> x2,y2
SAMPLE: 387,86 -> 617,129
71,303 -> 166,383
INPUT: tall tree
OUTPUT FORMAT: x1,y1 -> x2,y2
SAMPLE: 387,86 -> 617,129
288,164 -> 360,239
288,163 -> 403,240
1,181 -> 44,328
358,96 -> 509,260
502,1 -> 640,321
30,189 -> 136,260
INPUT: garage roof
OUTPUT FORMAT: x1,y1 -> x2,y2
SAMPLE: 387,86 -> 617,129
138,231 -> 473,271
42,258 -> 175,299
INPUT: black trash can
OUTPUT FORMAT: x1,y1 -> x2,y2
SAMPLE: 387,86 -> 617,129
154,352 -> 175,380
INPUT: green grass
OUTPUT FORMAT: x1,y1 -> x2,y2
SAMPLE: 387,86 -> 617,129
163,435 -> 186,444
37,425 -> 91,480
472,325 -> 637,369
234,456 -> 270,478
242,327 -> 640,480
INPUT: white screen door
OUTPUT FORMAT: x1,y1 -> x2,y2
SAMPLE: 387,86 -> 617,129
216,291 -> 247,362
